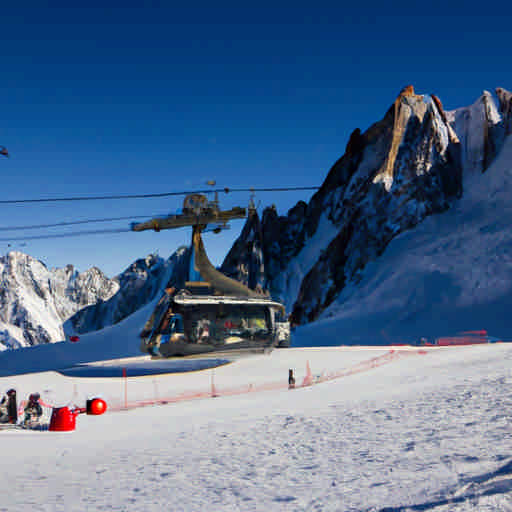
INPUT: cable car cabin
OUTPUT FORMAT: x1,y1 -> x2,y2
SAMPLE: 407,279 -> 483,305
141,293 -> 285,358
134,193 -> 289,359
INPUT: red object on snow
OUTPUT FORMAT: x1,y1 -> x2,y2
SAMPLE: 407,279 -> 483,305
69,336 -> 80,343
433,329 -> 503,346
459,330 -> 487,336
48,398 -> 107,431
87,398 -> 107,415
49,406 -> 80,431
436,336 -> 487,346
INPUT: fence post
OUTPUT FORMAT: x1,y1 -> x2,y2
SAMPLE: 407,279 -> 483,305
153,378 -> 159,404
211,370 -> 218,398
302,360 -> 313,387
123,368 -> 127,409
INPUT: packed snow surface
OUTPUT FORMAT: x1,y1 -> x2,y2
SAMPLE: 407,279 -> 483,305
1,343 -> 511,511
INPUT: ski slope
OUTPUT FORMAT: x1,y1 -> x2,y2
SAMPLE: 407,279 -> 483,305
1,343 -> 511,511
0,136 -> 511,510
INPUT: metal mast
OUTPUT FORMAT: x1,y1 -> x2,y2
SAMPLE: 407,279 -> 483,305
131,192 -> 261,297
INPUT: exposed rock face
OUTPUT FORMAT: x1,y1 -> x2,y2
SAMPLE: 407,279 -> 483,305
291,86 -> 464,323
220,210 -> 265,291
221,202 -> 311,295
223,87 -> 512,325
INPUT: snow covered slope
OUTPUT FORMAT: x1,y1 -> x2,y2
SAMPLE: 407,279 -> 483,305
294,134 -> 512,345
1,343 -> 511,511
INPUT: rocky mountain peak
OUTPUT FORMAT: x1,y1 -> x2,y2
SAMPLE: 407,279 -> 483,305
221,209 -> 265,291
399,84 -> 416,97
373,85 -> 434,191
0,247 -> 191,349
223,86 -> 511,325
68,248 -> 189,336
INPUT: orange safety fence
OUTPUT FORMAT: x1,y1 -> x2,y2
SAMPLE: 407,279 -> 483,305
9,350 -> 428,417
106,349 -> 428,412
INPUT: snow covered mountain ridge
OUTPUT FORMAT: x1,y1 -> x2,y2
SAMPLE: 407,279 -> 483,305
0,248 -> 190,350
0,251 -> 118,349
222,86 -> 512,325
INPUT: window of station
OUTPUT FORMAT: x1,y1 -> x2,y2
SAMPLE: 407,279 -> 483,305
185,305 -> 270,343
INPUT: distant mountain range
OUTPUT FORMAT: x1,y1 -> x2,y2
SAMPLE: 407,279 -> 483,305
1,86 -> 511,350
0,248 -> 189,350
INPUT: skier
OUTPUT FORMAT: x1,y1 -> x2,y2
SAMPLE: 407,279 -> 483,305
24,393 -> 43,427
0,389 -> 17,424
0,394 -> 8,423
288,369 -> 296,389
196,318 -> 211,343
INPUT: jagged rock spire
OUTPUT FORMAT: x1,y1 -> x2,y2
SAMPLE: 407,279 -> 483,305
220,208 -> 266,293
496,87 -> 512,135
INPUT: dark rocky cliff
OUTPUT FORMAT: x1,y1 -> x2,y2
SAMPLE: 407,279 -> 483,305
221,86 -> 511,325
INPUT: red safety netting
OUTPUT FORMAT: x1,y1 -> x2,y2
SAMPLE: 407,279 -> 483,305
107,349 -> 428,412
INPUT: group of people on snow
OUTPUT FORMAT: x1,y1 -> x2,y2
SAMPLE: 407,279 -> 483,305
0,389 -> 44,426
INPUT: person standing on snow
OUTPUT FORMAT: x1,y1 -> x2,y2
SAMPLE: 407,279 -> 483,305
24,393 -> 43,426
0,394 -> 8,423
6,389 -> 17,423
288,369 -> 296,389
0,389 -> 17,424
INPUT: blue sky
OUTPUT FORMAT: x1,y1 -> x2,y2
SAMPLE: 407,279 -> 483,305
1,1 -> 511,276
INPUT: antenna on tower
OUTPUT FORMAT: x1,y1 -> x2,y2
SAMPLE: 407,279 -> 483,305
248,187 -> 256,215
207,180 -> 219,209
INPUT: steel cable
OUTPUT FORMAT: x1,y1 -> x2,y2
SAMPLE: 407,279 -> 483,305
0,186 -> 320,205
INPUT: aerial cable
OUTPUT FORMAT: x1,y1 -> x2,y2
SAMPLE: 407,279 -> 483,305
0,214 -> 161,232
228,186 -> 320,193
0,186 -> 320,205
0,227 -> 132,242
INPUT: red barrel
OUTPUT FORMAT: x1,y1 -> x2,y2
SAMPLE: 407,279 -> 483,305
49,407 -> 79,431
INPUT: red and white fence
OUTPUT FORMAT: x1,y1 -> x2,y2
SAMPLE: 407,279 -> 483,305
107,348 -> 428,412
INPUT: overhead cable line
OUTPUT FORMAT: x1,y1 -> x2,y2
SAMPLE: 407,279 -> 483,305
229,186 -> 320,193
0,186 -> 320,205
0,214 -> 161,232
0,228 -> 132,242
